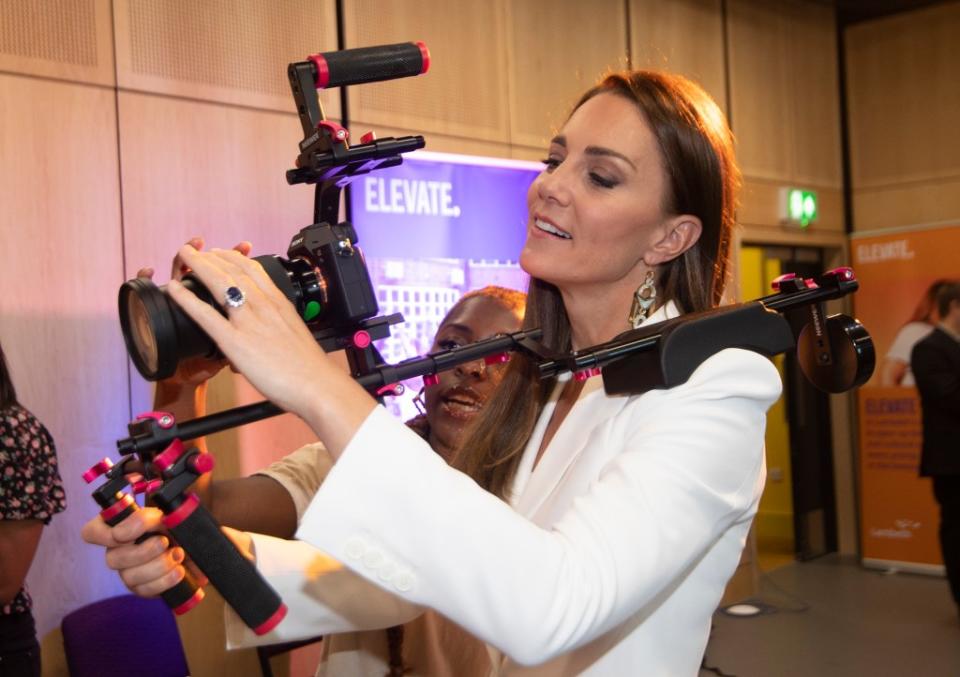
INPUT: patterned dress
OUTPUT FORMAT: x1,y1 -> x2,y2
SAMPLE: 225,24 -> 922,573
0,404 -> 66,616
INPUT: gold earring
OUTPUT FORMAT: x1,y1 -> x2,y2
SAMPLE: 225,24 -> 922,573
628,270 -> 657,328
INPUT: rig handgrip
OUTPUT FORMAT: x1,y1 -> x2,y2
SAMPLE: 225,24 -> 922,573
100,501 -> 205,615
308,41 -> 429,89
163,495 -> 287,635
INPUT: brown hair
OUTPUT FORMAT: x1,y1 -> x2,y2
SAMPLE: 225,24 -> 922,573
0,341 -> 17,409
453,70 -> 740,498
908,279 -> 952,324
935,281 -> 960,319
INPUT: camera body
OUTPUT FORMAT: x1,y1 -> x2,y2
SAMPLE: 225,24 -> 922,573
283,221 -> 378,328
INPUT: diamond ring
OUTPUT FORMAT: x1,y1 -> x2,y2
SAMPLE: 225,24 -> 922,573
224,286 -> 246,309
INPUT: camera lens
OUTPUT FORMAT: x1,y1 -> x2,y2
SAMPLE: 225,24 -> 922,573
118,256 -> 305,381
119,276 -> 221,381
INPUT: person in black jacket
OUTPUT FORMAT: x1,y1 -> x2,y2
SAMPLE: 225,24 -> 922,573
911,281 -> 960,616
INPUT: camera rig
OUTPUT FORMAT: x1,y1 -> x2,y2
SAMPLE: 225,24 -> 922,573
91,42 -> 875,635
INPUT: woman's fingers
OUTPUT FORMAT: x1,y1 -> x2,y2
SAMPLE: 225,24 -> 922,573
172,237 -> 206,280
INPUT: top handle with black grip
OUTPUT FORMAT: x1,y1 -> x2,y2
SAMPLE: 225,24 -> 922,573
307,41 -> 430,89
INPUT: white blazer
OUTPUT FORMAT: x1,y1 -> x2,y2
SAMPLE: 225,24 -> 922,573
228,303 -> 782,676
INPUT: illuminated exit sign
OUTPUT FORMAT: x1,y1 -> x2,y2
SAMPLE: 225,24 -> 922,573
779,187 -> 818,228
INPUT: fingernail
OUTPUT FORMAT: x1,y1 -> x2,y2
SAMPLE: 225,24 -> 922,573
157,536 -> 169,551
172,548 -> 184,563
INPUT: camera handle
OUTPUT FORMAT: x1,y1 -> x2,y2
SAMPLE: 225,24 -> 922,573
86,416 -> 288,635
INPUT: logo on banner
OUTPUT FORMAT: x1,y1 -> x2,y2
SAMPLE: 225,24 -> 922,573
363,177 -> 462,217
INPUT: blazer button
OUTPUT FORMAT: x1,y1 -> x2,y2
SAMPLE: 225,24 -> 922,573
344,536 -> 366,560
377,561 -> 398,582
393,571 -> 414,592
362,550 -> 384,569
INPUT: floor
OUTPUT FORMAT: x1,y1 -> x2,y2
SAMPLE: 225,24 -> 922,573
701,555 -> 960,677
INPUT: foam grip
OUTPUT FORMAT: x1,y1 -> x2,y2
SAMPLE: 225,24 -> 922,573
163,497 -> 286,634
309,41 -> 429,89
101,501 -> 204,615
134,531 -> 205,615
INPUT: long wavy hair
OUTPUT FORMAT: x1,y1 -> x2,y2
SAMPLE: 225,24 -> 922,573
452,70 -> 740,498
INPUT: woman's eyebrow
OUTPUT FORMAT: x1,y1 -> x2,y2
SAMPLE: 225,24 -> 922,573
549,135 -> 636,170
584,145 -> 637,170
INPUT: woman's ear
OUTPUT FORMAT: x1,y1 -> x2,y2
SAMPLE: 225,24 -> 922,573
644,215 -> 702,266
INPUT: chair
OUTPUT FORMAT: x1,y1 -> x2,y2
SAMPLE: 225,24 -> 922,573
61,594 -> 190,677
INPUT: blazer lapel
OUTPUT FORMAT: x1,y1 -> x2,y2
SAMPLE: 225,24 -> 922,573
511,302 -> 678,520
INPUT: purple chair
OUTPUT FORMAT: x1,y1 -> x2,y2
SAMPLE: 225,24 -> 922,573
61,594 -> 189,677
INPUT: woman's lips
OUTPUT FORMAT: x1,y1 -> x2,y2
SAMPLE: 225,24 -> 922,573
438,386 -> 484,420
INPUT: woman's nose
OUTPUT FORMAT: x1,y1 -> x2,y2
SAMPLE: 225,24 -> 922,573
455,359 -> 487,380
536,166 -> 572,206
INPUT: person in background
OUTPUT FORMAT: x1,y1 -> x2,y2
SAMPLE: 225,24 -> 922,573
87,68 -> 781,675
0,340 -> 66,677
911,281 -> 960,619
84,263 -> 525,676
880,279 -> 952,387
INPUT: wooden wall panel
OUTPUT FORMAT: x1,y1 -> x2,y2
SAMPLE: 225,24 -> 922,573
343,0 -> 510,143
113,0 -> 339,116
846,3 -> 960,233
728,0 -> 842,192
0,0 -> 114,85
630,0 -> 727,114
506,0 -> 627,150
727,0 -> 793,182
0,73 -> 127,642
852,177 -> 960,232
846,3 -> 960,190
787,2 -> 841,189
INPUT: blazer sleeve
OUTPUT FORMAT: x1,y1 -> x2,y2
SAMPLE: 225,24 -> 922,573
286,348 -> 779,665
224,533 -> 423,648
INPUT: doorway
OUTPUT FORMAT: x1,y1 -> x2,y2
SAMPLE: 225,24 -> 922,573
741,244 -> 838,566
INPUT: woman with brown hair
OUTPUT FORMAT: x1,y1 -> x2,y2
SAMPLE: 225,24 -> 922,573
87,70 -> 780,676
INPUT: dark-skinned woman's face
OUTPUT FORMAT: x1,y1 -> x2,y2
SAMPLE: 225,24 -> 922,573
424,296 -> 523,462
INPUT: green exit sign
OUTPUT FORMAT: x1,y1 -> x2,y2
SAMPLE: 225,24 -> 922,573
779,187 -> 818,228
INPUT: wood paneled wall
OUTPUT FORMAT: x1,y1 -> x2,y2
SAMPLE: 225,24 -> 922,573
845,2 -> 960,231
1,1 -> 864,674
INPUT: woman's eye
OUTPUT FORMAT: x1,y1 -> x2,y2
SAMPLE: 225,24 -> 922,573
589,172 -> 618,189
438,339 -> 462,350
541,157 -> 561,172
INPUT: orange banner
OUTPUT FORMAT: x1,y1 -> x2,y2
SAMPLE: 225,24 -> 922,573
852,224 -> 960,569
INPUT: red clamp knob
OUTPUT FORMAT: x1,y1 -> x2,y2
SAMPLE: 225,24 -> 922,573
423,374 -> 440,387
319,120 -> 349,143
826,266 -> 856,281
353,330 -> 372,349
82,458 -> 114,483
137,411 -> 176,429
376,383 -> 405,397
484,352 -> 510,366
360,131 -> 377,144
573,367 -> 602,382
188,453 -> 215,476
132,479 -> 163,495
154,439 -> 186,473
771,273 -> 798,292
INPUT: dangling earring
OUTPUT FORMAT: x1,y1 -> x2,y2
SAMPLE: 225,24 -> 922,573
628,269 -> 657,328
413,386 -> 427,415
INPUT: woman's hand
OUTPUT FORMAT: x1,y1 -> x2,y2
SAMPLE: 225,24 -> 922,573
80,509 -> 192,598
144,237 -> 254,390
166,243 -> 376,457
